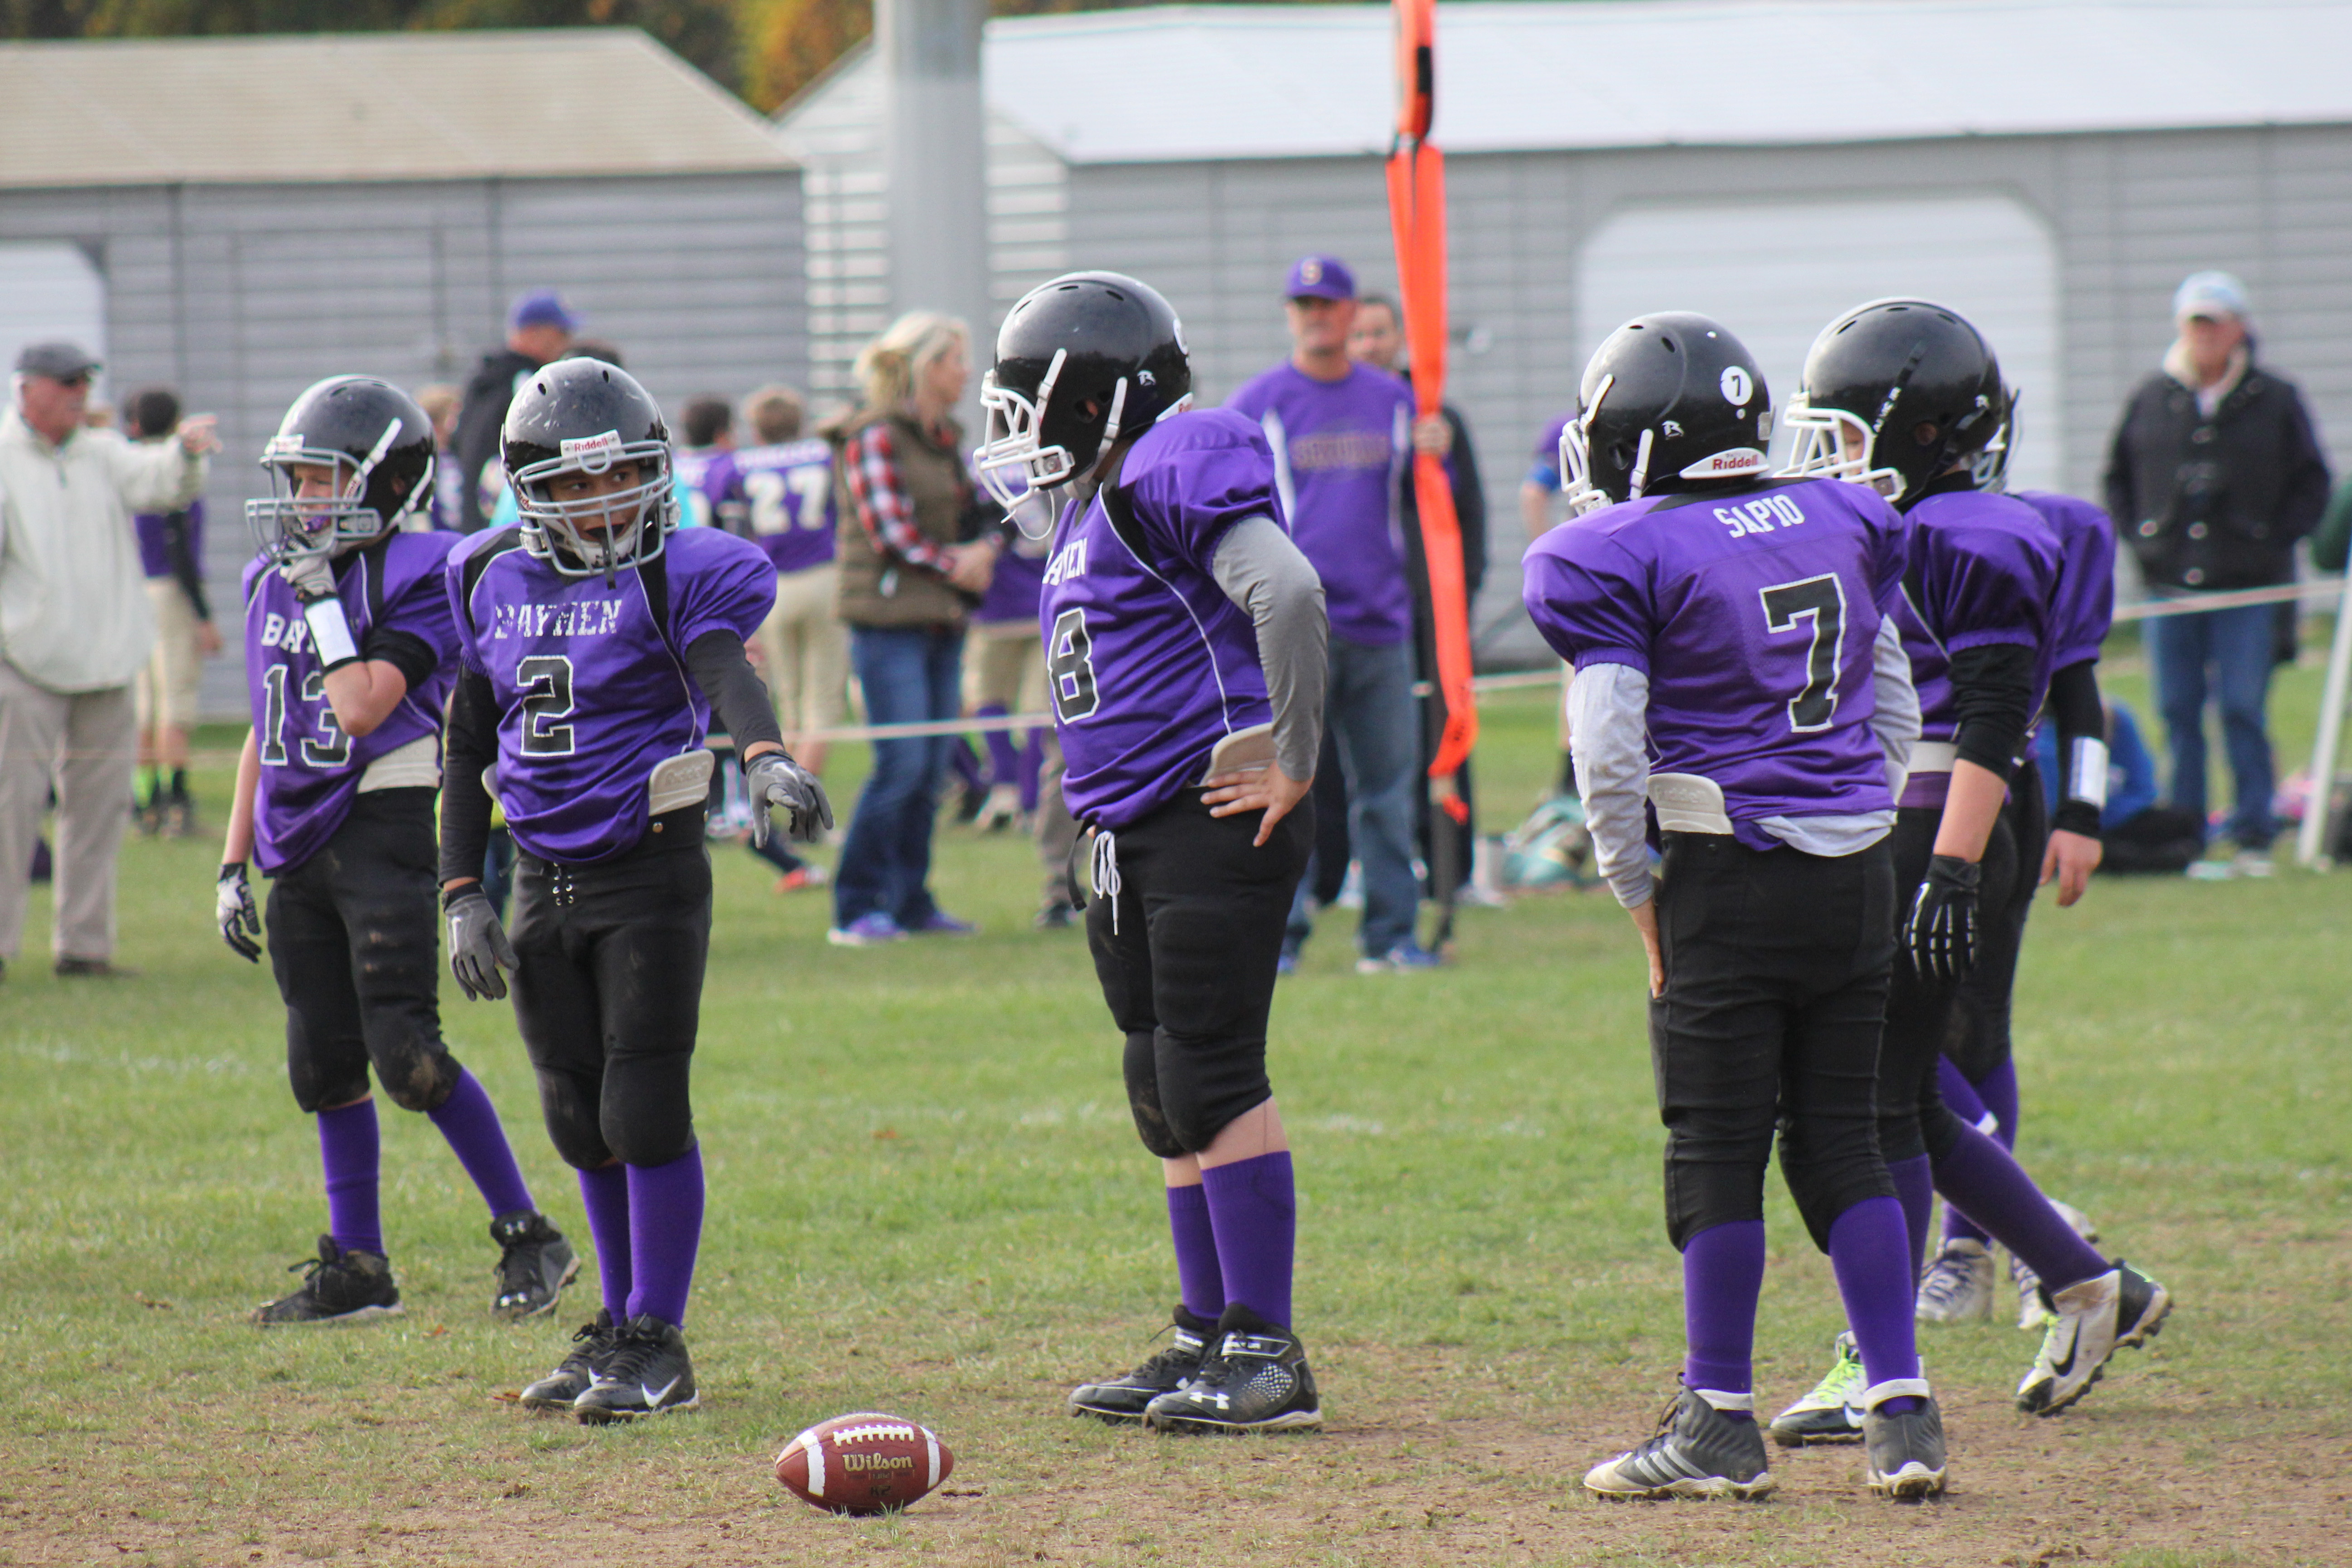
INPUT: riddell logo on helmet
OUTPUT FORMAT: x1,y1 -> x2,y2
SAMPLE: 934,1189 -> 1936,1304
1681,449 -> 1768,478
560,430 -> 624,471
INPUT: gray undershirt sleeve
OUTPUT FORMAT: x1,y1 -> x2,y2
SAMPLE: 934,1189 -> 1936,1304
1867,612 -> 1921,788
1566,661 -> 1656,910
1211,515 -> 1329,780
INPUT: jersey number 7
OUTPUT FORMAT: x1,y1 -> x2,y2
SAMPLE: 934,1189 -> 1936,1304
1759,573 -> 1847,733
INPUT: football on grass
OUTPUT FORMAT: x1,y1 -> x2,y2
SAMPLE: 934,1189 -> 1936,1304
774,1411 -> 955,1515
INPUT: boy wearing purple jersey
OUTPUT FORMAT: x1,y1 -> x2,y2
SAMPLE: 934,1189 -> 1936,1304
1526,314 -> 1945,1501
672,396 -> 742,534
1771,302 -> 2169,1441
215,376 -> 572,1328
977,271 -> 1331,1433
437,358 -> 828,1425
732,386 -> 848,782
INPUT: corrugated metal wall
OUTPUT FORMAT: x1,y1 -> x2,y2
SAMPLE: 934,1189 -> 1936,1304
0,171 -> 806,717
1068,122 -> 2352,662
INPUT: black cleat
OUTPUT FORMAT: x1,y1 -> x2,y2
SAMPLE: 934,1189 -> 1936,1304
1068,1306 -> 1215,1424
520,1309 -> 618,1410
1142,1304 -> 1322,1434
252,1236 -> 403,1326
1862,1387 -> 1949,1499
1584,1387 -> 1774,1501
489,1210 -> 577,1321
1769,1331 -> 1867,1447
573,1313 -> 699,1424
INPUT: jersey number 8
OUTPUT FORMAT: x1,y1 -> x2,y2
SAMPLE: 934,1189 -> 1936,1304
1047,608 -> 1099,723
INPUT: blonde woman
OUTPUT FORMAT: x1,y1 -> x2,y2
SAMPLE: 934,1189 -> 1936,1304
828,312 -> 998,945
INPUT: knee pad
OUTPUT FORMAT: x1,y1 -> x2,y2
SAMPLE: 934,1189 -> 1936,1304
534,1068 -> 613,1170
1661,1153 -> 1769,1252
1122,1031 -> 1188,1159
1778,1116 -> 1894,1254
371,1034 -> 459,1113
600,1055 -> 696,1168
1156,1042 -> 1271,1155
1916,1099 -> 1966,1163
288,1056 -> 371,1116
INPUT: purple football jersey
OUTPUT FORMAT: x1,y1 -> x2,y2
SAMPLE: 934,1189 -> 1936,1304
448,526 -> 776,864
1891,489 -> 2058,764
1041,409 -> 1283,831
135,497 -> 203,580
242,531 -> 461,874
2014,490 -> 2117,672
976,532 -> 1047,626
730,438 -> 838,574
1225,361 -> 1412,646
1523,475 -> 1913,841
673,446 -> 740,534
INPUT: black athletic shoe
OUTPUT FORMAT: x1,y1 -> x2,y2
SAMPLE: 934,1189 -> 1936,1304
573,1313 -> 699,1425
489,1210 -> 578,1321
1863,1392 -> 1949,1499
1068,1306 -> 1215,1424
519,1309 -> 618,1410
1142,1304 -> 1322,1434
1583,1388 -> 1774,1501
251,1236 -> 403,1326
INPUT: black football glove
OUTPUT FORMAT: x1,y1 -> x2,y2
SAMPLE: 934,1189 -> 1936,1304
1905,853 -> 1981,983
216,862 -> 261,963
745,750 -> 833,848
444,888 -> 518,1001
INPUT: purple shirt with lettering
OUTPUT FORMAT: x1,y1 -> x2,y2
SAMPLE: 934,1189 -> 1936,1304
1524,476 -> 1913,843
447,526 -> 776,864
135,498 -> 203,580
1892,488 -> 2058,757
1042,409 -> 1282,830
674,446 -> 740,534
729,438 -> 838,574
1226,361 -> 1412,646
242,531 -> 461,874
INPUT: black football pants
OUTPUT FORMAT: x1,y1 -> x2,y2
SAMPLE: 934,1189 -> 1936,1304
1089,789 -> 1313,1157
509,808 -> 710,1171
1947,755 -> 2046,1084
1650,832 -> 1899,1253
267,788 -> 461,1115
1877,801 -> 2021,1165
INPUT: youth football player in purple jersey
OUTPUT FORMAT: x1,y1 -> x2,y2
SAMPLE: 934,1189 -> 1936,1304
672,396 -> 742,534
1921,460 -> 2119,1330
436,359 -> 830,1424
215,376 -> 573,1327
1526,314 -> 1945,1501
1771,302 -> 2169,1441
976,271 -> 1332,1433
728,387 -> 846,782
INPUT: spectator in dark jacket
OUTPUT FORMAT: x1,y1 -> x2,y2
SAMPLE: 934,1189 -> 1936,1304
2103,271 -> 2331,865
451,289 -> 579,534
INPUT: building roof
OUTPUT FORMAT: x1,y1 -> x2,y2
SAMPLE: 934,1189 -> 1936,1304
0,29 -> 793,189
860,0 -> 2352,164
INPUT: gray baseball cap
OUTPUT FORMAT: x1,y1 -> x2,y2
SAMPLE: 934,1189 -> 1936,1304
15,340 -> 101,380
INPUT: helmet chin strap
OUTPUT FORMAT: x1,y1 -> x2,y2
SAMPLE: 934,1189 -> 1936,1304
1087,378 -> 1130,477
1627,427 -> 1656,500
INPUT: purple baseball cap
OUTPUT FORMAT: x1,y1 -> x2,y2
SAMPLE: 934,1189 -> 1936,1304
508,287 -> 583,333
1285,254 -> 1355,303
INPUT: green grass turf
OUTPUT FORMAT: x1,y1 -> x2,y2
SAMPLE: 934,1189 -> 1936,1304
1,657 -> 2347,1566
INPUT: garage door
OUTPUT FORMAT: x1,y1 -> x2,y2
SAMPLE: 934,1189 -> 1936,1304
1575,195 -> 2062,494
0,242 -> 107,393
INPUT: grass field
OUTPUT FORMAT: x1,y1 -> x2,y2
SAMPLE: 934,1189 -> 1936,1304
3,656 -> 2348,1568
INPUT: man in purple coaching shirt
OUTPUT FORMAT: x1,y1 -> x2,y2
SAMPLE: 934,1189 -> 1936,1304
1227,255 -> 1438,972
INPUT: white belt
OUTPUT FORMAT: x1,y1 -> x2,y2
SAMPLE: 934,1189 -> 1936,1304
1907,741 -> 1958,775
357,735 -> 440,794
1648,772 -> 1734,835
647,750 -> 716,816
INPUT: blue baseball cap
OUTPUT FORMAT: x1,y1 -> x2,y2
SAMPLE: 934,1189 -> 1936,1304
508,287 -> 582,333
1285,255 -> 1355,303
2173,270 -> 2250,323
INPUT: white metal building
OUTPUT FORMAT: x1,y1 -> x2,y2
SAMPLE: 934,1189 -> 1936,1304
776,0 -> 2352,660
0,29 -> 807,715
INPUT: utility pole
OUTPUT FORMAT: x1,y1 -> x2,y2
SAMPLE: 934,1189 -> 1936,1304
878,0 -> 990,425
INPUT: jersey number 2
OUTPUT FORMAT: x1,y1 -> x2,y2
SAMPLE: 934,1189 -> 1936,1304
1759,573 -> 1847,733
517,655 -> 577,756
1047,608 -> 1099,722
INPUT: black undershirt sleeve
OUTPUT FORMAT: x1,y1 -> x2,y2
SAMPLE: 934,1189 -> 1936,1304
362,627 -> 439,696
2046,657 -> 2106,835
684,630 -> 786,756
1945,642 -> 2037,781
438,667 -> 499,890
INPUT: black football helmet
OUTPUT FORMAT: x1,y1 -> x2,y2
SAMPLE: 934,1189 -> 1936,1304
976,271 -> 1191,527
246,376 -> 435,565
502,356 -> 676,576
1783,299 -> 2009,506
1559,313 -> 1772,514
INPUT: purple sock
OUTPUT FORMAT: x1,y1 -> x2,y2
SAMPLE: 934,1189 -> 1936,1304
578,1163 -> 632,1316
1885,1153 -> 1935,1285
1935,1062 -> 1995,1246
425,1069 -> 535,1218
1167,1181 -> 1225,1320
1828,1196 -> 1922,1412
978,705 -> 1018,786
625,1146 -> 705,1328
1974,1059 -> 2021,1149
1200,1151 -> 1295,1328
1932,1124 -> 2107,1294
318,1098 -> 384,1257
1680,1220 -> 1764,1406
1018,730 -> 1044,815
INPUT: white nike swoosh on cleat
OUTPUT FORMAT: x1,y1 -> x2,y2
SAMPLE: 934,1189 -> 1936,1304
642,1377 -> 681,1406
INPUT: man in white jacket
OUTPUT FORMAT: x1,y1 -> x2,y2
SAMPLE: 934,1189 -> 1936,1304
0,340 -> 214,977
